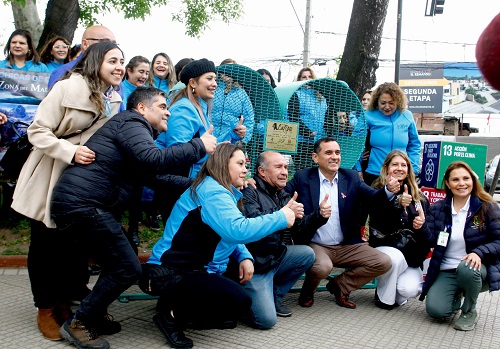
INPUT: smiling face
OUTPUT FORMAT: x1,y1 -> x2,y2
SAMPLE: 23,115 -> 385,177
229,149 -> 248,188
258,152 -> 289,190
378,93 -> 397,116
445,167 -> 473,200
127,62 -> 150,87
99,48 -> 125,91
9,35 -> 29,59
191,72 -> 217,101
139,95 -> 170,132
153,55 -> 169,79
386,155 -> 408,183
312,140 -> 341,180
51,40 -> 69,62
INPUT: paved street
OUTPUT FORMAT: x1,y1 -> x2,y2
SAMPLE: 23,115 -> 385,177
1,269 -> 500,349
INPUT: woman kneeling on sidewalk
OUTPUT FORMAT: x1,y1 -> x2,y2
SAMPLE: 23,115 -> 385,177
420,161 -> 500,331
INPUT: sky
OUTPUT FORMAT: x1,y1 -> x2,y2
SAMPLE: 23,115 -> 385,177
1,0 -> 499,86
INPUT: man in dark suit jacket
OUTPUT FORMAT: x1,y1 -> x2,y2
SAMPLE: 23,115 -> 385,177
285,137 -> 400,309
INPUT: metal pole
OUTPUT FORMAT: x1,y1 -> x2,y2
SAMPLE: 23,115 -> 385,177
395,0 -> 403,84
489,161 -> 500,197
303,0 -> 312,68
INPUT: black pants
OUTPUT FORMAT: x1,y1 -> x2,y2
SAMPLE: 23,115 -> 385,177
54,209 -> 142,324
157,272 -> 252,326
28,220 -> 89,309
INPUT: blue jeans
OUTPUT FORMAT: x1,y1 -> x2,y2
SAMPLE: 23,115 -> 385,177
55,209 -> 142,325
243,245 -> 315,329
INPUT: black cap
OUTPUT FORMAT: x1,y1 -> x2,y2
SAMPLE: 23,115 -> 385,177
180,58 -> 216,85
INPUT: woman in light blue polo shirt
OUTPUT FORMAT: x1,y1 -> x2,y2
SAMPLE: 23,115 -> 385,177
0,29 -> 49,73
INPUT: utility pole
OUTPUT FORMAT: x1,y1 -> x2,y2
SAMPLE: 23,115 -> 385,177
394,0 -> 403,84
302,0 -> 312,68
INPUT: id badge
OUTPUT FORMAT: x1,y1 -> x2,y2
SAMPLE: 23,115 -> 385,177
437,231 -> 449,247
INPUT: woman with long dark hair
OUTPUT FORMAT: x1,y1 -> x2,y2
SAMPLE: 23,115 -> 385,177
148,143 -> 296,348
420,161 -> 500,331
39,35 -> 71,72
11,42 -> 124,342
0,29 -> 48,72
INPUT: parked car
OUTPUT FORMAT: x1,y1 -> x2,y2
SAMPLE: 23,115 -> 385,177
485,154 -> 500,193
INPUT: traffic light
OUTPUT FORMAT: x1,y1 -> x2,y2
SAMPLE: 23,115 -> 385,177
425,0 -> 445,16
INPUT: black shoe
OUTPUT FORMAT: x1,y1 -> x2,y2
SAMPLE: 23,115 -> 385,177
153,312 -> 193,349
374,290 -> 395,310
130,230 -> 141,247
148,216 -> 161,232
275,301 -> 292,317
94,314 -> 121,335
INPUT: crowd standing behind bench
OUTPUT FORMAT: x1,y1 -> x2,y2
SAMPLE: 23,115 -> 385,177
2,25 -> 500,349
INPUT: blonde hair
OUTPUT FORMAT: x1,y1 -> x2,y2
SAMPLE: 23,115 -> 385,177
372,150 -> 422,203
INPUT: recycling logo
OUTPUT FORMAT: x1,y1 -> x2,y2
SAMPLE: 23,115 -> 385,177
425,159 -> 434,182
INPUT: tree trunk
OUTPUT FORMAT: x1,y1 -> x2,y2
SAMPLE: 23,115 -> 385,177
37,0 -> 80,52
337,0 -> 390,98
10,0 -> 43,47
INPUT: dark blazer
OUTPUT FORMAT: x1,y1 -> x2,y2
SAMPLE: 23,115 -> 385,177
284,167 -> 390,245
420,195 -> 500,300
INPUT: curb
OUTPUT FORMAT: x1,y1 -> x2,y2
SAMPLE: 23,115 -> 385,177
0,252 -> 152,268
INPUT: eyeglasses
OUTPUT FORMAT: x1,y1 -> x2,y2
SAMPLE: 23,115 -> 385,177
53,45 -> 69,50
85,38 -> 118,44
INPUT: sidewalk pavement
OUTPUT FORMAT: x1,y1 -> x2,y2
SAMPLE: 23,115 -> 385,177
1,268 -> 500,349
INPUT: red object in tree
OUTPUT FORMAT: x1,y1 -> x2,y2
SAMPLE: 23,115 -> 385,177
476,13 -> 500,90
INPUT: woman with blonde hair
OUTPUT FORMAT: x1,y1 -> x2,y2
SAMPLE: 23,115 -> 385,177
368,150 -> 431,309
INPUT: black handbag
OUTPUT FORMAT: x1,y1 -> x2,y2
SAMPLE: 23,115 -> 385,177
138,263 -> 177,296
0,116 -> 101,182
0,121 -> 32,181
369,227 -> 416,255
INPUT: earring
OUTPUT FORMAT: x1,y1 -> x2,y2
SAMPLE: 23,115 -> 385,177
27,49 -> 31,55
192,88 -> 195,94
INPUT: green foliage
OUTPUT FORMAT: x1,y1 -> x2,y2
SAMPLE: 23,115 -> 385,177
78,0 -> 242,38
172,0 -> 243,37
2,247 -> 26,255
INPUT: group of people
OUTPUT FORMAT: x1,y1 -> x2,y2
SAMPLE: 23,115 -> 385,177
2,24 -> 499,349
1,29 -> 80,73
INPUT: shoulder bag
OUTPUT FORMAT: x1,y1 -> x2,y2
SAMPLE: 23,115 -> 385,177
0,116 -> 101,182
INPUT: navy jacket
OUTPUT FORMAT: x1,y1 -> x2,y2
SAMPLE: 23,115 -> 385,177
51,109 -> 206,217
284,167 -> 390,245
420,195 -> 500,300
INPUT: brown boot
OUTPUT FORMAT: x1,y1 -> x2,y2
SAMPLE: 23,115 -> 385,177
56,303 -> 74,326
37,308 -> 63,341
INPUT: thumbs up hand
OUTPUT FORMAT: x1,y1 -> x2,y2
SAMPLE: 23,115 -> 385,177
412,203 -> 426,230
233,116 -> 247,139
319,193 -> 331,218
200,125 -> 217,154
399,184 -> 412,208
386,174 -> 400,194
286,191 -> 304,219
281,192 -> 298,228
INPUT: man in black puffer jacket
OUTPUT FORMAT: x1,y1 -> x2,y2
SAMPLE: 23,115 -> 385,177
50,87 -> 216,349
240,151 -> 331,329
